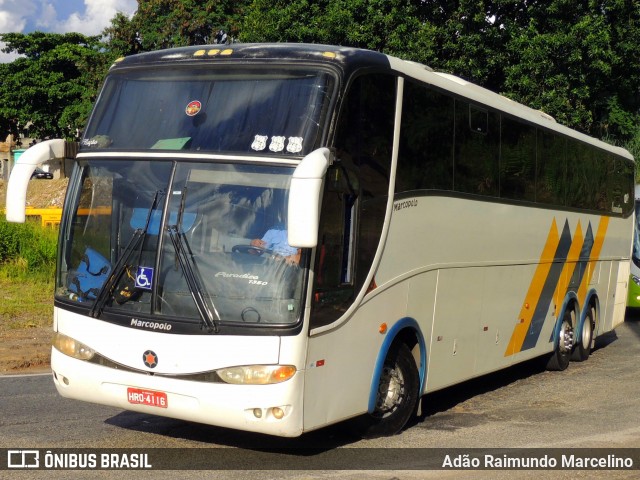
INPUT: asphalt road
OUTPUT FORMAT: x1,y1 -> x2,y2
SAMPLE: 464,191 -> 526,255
3,313 -> 640,479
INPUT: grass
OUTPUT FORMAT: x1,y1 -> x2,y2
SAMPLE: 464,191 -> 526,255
0,217 -> 57,329
0,178 -> 67,334
0,277 -> 54,329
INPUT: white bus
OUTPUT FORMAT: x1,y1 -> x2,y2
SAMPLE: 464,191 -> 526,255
6,44 -> 635,437
628,185 -> 640,308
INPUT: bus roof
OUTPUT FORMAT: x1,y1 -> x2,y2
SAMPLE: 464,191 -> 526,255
111,43 -> 633,162
111,43 -> 392,80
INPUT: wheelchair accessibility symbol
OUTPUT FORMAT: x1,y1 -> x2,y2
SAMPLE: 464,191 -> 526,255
135,266 -> 154,290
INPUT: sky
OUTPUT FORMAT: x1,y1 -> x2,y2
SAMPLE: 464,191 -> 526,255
0,0 -> 138,61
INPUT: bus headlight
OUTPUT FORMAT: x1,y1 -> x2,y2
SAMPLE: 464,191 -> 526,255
632,275 -> 640,287
216,365 -> 296,385
52,332 -> 96,361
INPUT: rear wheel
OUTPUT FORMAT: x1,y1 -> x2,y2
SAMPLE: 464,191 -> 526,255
546,309 -> 574,371
571,306 -> 594,362
357,342 -> 419,438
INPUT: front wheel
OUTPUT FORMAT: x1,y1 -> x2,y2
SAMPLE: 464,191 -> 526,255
356,342 -> 419,438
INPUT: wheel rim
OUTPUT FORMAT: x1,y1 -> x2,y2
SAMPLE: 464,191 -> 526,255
558,317 -> 574,354
374,363 -> 406,418
581,310 -> 594,349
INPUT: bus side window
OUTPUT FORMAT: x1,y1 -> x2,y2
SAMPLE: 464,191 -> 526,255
454,101 -> 500,196
608,157 -> 635,216
500,116 -> 536,202
536,131 -> 566,205
311,166 -> 358,328
396,80 -> 454,192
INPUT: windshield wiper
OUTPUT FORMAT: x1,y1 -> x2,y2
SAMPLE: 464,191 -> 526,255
89,191 -> 160,318
166,224 -> 220,333
165,186 -> 220,333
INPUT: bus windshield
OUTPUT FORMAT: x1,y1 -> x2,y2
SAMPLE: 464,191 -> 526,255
81,67 -> 334,155
56,159 -> 305,330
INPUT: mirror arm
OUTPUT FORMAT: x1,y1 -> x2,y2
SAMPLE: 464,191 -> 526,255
5,139 -> 65,223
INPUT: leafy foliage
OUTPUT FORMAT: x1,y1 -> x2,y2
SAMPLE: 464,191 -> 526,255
103,0 -> 248,55
0,218 -> 57,279
240,0 -> 438,63
501,0 -> 640,140
240,0 -> 640,142
0,0 -> 638,151
0,32 -> 108,141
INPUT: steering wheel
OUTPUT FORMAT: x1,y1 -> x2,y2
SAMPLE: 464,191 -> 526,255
231,244 -> 272,256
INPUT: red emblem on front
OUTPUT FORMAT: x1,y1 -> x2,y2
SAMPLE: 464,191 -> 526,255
185,100 -> 202,116
143,350 -> 158,368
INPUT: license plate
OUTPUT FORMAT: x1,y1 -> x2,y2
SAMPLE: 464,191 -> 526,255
127,387 -> 168,408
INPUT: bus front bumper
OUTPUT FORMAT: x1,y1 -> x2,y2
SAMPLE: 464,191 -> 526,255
51,348 -> 305,437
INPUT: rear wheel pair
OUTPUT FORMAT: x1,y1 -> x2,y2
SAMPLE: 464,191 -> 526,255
546,306 -> 594,371
571,306 -> 595,362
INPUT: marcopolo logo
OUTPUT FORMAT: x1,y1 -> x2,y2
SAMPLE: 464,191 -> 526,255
130,319 -> 172,331
393,198 -> 418,212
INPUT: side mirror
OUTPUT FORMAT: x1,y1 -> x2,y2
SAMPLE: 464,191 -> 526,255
287,148 -> 331,248
5,139 -> 65,223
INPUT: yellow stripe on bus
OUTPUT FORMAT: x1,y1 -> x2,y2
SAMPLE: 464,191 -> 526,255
504,218 -> 560,357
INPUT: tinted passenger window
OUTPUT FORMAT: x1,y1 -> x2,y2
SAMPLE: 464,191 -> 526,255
396,81 -> 454,192
454,102 -> 500,196
608,157 -> 635,215
500,117 -> 536,201
566,141 -> 607,210
536,131 -> 566,205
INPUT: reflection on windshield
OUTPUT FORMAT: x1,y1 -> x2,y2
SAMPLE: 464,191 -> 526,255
56,160 -> 305,329
81,68 -> 334,155
88,190 -> 161,319
166,223 -> 220,333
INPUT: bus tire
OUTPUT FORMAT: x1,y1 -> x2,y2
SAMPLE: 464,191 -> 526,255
571,306 -> 594,362
546,309 -> 573,371
357,342 -> 419,438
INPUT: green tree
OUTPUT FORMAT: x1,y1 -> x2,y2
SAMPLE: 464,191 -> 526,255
240,0 -> 524,85
0,32 -> 108,141
241,0 -> 640,142
422,0 -> 504,88
103,0 -> 249,55
240,0 -> 438,63
103,11 -> 142,57
501,0 -> 640,139
1,0 -> 637,148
